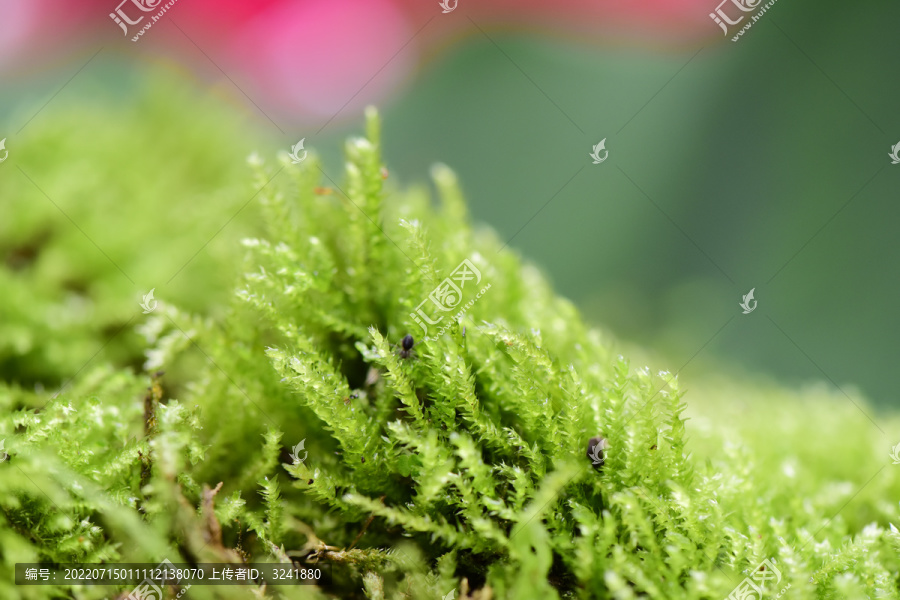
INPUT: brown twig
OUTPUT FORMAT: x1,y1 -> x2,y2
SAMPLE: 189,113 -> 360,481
143,370 -> 165,436
202,481 -> 225,547
348,494 -> 385,550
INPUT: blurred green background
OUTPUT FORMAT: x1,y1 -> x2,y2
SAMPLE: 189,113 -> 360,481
2,0 -> 898,409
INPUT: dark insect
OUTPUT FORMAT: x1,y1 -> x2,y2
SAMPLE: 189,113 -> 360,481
586,435 -> 608,470
398,334 -> 415,359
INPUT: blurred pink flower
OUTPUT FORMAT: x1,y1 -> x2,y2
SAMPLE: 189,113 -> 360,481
225,0 -> 414,120
1,0 -> 714,126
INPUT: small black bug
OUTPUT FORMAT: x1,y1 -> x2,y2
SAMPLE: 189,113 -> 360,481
586,435 -> 608,470
399,334 -> 415,359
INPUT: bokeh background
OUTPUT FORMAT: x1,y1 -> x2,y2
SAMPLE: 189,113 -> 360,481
1,0 -> 899,413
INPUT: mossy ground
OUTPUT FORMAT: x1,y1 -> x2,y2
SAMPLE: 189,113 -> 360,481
1,76 -> 899,600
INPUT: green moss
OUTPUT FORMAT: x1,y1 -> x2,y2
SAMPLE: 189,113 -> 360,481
1,94 -> 899,600
0,72 -> 264,389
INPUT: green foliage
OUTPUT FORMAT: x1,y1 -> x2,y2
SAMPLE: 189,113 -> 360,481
0,70 -> 264,389
1,100 -> 900,600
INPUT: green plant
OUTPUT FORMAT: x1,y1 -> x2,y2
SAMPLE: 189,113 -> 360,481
2,105 -> 899,600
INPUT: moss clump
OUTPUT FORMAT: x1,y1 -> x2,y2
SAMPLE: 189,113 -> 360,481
2,105 -> 899,600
